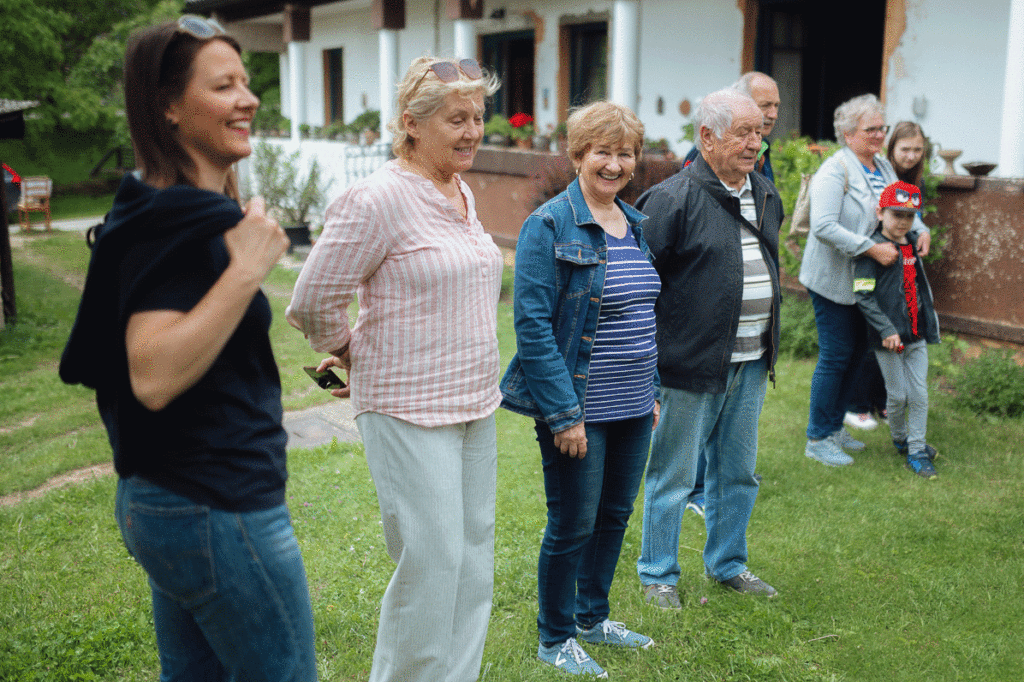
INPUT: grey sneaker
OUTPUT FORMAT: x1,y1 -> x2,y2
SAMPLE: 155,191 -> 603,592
805,438 -> 854,466
717,570 -> 778,597
577,619 -> 654,649
642,583 -> 681,610
831,428 -> 866,452
537,638 -> 608,678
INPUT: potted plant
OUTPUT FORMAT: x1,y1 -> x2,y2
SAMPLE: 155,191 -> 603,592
349,109 -> 381,145
554,120 -> 568,153
509,113 -> 535,149
251,140 -> 334,252
484,114 -> 513,146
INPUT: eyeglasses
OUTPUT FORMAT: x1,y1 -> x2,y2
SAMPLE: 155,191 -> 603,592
411,59 -> 483,93
861,125 -> 890,135
176,14 -> 226,40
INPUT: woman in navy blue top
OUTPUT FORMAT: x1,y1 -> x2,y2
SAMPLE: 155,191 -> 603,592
500,101 -> 660,678
60,18 -> 317,680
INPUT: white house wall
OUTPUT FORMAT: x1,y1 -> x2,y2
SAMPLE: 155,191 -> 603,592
274,0 -> 745,154
634,0 -> 744,154
884,0 -> 1010,171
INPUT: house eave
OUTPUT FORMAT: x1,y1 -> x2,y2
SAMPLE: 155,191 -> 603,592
185,0 -> 340,22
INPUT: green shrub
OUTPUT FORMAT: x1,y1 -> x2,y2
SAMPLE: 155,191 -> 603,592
955,349 -> 1024,419
771,136 -> 840,218
778,295 -> 818,359
928,333 -> 969,380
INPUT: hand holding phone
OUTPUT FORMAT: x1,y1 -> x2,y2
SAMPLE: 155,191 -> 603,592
303,366 -> 346,390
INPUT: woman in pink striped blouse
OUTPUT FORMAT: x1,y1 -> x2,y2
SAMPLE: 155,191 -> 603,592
287,57 -> 502,682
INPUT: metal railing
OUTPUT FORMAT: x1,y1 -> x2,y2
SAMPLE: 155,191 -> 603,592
343,142 -> 392,187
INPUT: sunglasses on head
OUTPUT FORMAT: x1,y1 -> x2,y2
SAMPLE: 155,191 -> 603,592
412,59 -> 483,92
176,14 -> 226,40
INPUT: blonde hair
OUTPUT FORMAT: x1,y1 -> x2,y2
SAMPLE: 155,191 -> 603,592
387,56 -> 500,159
566,101 -> 645,165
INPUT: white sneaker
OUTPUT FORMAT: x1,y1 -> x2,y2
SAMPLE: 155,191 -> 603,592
843,412 -> 878,430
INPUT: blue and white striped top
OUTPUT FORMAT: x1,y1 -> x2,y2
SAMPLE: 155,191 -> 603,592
583,228 -> 661,423
863,163 -> 887,197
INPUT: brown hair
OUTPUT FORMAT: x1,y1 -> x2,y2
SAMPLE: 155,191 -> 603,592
886,120 -> 927,188
124,23 -> 243,199
565,101 -> 645,166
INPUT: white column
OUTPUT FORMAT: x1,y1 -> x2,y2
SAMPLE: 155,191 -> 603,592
998,0 -> 1024,178
453,19 -> 475,60
609,0 -> 640,109
379,29 -> 400,145
287,41 -> 306,141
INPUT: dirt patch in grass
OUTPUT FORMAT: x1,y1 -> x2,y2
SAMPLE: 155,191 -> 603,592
0,462 -> 114,507
9,234 -> 86,291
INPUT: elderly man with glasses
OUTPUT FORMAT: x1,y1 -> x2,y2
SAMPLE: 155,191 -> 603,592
635,89 -> 784,608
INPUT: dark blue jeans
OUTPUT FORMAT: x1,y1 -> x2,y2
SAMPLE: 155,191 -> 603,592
806,290 -> 870,441
115,476 -> 318,682
535,414 -> 653,647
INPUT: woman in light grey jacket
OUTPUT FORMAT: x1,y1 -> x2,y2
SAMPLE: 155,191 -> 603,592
799,94 -> 930,467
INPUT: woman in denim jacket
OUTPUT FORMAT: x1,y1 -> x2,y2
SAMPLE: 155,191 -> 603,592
500,101 -> 660,678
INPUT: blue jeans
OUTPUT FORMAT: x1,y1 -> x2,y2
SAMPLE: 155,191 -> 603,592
115,476 -> 317,682
637,357 -> 767,584
535,414 -> 653,647
806,290 -> 870,440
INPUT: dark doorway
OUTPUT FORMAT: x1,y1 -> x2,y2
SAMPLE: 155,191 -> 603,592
756,0 -> 886,141
482,30 -> 535,119
324,47 -> 344,124
567,22 -> 608,107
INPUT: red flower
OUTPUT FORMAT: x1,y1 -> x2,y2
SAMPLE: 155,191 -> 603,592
509,113 -> 534,128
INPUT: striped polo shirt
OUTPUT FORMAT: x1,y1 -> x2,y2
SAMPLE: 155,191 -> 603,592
582,228 -> 661,423
721,176 -> 772,363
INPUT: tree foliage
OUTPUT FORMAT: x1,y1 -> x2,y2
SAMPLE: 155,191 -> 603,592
1,0 -> 184,146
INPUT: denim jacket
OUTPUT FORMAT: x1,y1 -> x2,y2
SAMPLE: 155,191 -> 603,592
499,178 -> 657,433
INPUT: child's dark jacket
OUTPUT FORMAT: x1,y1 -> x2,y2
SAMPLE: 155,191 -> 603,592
853,225 -> 940,347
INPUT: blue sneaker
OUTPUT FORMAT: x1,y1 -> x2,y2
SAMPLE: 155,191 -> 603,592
538,638 -> 607,678
578,619 -> 654,649
894,439 -> 938,461
685,495 -> 705,518
805,438 -> 854,466
905,454 -> 938,480
831,428 -> 865,452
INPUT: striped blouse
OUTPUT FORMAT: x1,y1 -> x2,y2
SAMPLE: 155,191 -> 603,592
286,161 -> 504,427
583,228 -> 661,422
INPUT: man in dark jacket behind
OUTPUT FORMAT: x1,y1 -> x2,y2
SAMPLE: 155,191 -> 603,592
635,89 -> 784,608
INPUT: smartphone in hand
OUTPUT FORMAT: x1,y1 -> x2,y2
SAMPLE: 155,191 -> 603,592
303,366 -> 346,390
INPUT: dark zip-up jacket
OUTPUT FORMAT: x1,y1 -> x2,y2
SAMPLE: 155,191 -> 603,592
853,225 -> 941,347
635,153 -> 784,394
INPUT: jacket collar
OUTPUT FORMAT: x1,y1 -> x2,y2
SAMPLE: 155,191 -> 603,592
566,177 -> 646,229
684,152 -> 776,203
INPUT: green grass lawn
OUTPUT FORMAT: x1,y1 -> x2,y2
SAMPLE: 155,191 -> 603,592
1,232 -> 1022,680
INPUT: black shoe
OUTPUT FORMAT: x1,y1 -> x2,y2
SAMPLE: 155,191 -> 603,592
893,439 -> 938,461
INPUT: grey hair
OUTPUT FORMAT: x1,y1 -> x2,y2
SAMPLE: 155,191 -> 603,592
387,56 -> 500,159
833,93 -> 884,144
731,71 -> 776,98
694,89 -> 760,152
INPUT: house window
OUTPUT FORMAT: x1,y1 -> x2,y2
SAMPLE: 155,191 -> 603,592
482,30 -> 535,119
324,47 -> 344,124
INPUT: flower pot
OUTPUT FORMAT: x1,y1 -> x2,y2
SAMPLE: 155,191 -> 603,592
487,134 -> 509,146
514,138 -> 533,150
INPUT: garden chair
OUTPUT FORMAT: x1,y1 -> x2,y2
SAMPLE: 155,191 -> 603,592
17,176 -> 52,232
